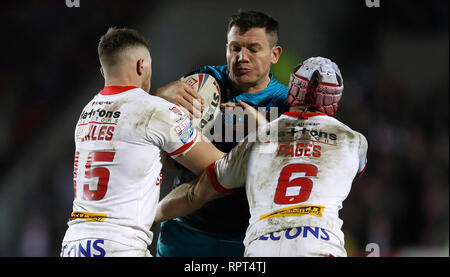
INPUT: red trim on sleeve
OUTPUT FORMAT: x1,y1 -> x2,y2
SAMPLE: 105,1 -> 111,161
356,162 -> 367,178
167,132 -> 198,156
99,86 -> 138,95
206,162 -> 237,194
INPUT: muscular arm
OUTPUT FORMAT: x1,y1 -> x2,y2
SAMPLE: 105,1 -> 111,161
156,120 -> 253,224
155,133 -> 225,224
154,169 -> 222,224
173,133 -> 225,176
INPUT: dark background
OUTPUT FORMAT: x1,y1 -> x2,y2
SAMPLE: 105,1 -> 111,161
0,0 -> 448,257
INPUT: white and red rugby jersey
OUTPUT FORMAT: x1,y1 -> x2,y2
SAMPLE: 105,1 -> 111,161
207,111 -> 368,248
63,86 -> 199,249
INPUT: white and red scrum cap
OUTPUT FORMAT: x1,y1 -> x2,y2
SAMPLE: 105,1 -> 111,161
287,56 -> 343,116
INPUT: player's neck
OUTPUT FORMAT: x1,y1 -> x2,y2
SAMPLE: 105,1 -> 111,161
104,76 -> 140,89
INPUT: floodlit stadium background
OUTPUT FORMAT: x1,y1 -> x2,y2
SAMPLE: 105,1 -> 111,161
0,0 -> 448,257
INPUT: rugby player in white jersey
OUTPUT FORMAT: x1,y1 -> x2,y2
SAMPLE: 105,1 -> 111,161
155,57 -> 368,257
60,27 -> 224,257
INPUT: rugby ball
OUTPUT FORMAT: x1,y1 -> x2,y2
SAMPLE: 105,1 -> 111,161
181,73 -> 221,133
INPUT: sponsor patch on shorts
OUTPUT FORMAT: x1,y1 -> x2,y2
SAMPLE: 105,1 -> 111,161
259,205 -> 324,220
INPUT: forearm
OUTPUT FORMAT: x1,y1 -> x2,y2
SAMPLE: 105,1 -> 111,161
155,183 -> 196,224
175,133 -> 225,176
154,171 -> 220,224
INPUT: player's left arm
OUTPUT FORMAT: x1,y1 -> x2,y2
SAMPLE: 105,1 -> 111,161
155,135 -> 252,224
154,169 -> 223,224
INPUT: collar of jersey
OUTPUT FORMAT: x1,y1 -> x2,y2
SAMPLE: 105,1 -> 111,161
99,86 -> 138,95
283,111 -> 327,119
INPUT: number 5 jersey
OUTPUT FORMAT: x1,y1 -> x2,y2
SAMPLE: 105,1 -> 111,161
207,111 -> 368,249
63,86 -> 199,250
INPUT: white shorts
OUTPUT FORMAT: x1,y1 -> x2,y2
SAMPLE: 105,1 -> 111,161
245,226 -> 347,257
61,239 -> 151,257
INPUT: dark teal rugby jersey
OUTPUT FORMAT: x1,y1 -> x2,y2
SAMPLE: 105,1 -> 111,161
173,65 -> 288,235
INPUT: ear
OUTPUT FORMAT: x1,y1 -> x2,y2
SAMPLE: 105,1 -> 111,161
100,67 -> 105,77
136,58 -> 144,76
270,45 -> 282,65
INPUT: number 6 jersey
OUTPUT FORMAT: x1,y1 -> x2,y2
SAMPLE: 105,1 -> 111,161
63,86 -> 199,250
207,111 -> 368,248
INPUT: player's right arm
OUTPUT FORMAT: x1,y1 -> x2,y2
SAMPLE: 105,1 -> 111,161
146,101 -> 224,175
174,133 -> 225,175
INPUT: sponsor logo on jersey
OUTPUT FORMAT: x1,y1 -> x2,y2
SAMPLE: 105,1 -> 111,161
80,108 -> 121,120
175,120 -> 195,144
259,204 -> 324,220
69,211 -> 107,222
169,106 -> 184,117
258,226 -> 330,241
175,119 -> 190,135
278,126 -> 337,141
61,239 -> 106,257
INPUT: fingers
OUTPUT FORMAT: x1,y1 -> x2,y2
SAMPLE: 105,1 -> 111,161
221,100 -> 268,127
176,96 -> 194,119
181,94 -> 203,119
181,82 -> 204,108
221,100 -> 250,108
237,100 -> 250,108
175,82 -> 204,119
178,97 -> 202,119
221,100 -> 252,110
220,102 -> 237,108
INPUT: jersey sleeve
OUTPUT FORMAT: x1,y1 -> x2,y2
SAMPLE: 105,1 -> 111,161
355,132 -> 368,177
206,136 -> 254,193
146,103 -> 199,158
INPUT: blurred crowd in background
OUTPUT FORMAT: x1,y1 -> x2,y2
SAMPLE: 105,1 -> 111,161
0,0 -> 448,257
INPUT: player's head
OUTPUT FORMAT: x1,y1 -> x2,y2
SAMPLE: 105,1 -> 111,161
226,10 -> 282,91
287,57 -> 343,116
98,27 -> 152,92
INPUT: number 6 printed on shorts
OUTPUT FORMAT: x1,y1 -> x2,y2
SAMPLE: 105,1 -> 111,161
274,163 -> 318,204
73,151 -> 116,201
